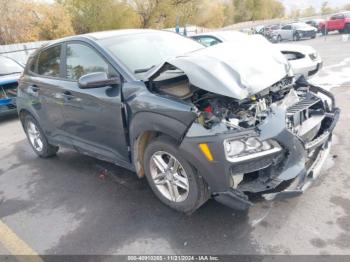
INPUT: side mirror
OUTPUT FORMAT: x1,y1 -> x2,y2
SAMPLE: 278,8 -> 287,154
78,72 -> 120,89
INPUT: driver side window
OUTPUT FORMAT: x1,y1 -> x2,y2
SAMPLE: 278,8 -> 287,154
66,43 -> 109,81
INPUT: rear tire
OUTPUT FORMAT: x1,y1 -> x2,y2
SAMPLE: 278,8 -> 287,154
143,136 -> 209,213
23,114 -> 59,158
345,24 -> 350,34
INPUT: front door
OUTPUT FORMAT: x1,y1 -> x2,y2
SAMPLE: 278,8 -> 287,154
60,42 -> 130,165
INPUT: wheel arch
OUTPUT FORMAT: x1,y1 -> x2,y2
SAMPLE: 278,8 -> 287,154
130,111 -> 191,178
19,109 -> 37,127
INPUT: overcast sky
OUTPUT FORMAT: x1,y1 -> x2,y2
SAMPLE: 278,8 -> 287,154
280,0 -> 349,12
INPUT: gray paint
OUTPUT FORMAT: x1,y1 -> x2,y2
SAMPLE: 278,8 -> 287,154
147,39 -> 291,100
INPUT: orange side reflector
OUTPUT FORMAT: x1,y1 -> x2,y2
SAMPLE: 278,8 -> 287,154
198,143 -> 214,161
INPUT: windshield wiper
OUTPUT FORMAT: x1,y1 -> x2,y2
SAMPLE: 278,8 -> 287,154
134,65 -> 156,74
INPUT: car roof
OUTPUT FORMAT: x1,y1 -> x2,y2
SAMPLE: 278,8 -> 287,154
83,29 -> 158,40
40,29 -> 165,49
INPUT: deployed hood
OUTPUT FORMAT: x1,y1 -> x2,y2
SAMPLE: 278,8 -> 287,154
146,35 -> 291,100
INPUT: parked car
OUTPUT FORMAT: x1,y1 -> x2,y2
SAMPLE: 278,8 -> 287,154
0,56 -> 24,116
275,43 -> 323,78
253,24 -> 281,42
319,12 -> 350,34
191,31 -> 322,79
305,18 -> 325,32
273,23 -> 317,42
17,29 -> 339,213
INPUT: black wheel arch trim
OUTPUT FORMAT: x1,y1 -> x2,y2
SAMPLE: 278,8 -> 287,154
129,111 -> 191,145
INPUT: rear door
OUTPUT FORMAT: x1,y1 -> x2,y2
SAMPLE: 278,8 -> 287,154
23,44 -> 66,141
59,41 -> 130,164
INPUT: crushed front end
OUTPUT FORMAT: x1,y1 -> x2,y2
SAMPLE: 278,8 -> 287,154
145,41 -> 339,210
177,78 -> 339,210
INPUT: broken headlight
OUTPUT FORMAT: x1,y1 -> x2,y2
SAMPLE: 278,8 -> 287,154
224,137 -> 282,163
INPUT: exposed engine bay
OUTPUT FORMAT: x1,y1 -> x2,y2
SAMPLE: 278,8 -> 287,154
148,66 -> 316,132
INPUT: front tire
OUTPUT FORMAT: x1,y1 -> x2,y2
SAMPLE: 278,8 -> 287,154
293,32 -> 300,41
23,114 -> 59,158
143,136 -> 209,213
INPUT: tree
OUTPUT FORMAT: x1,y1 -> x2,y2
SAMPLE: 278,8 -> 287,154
301,6 -> 317,17
132,0 -> 161,28
0,0 -> 74,44
131,0 -> 202,29
321,1 -> 334,15
58,0 -> 140,34
223,1 -> 235,26
289,7 -> 301,18
35,3 -> 74,40
193,0 -> 226,28
0,0 -> 39,44
232,0 -> 284,23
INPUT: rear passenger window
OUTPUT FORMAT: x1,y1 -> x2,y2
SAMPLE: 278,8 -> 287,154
37,45 -> 61,77
66,43 -> 109,81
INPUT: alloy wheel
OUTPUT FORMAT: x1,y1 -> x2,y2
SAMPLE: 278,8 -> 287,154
150,151 -> 189,202
26,121 -> 44,152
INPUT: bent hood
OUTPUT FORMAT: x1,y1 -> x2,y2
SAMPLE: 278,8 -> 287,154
146,35 -> 291,100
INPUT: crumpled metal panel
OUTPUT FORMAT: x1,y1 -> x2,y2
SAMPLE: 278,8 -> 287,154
146,36 -> 291,100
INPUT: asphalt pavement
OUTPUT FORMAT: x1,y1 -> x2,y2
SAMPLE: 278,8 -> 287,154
0,33 -> 349,256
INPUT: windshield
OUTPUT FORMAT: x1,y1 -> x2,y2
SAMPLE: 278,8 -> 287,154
0,56 -> 23,76
99,31 -> 204,78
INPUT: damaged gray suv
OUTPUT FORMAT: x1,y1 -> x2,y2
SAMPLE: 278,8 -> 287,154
17,29 -> 339,213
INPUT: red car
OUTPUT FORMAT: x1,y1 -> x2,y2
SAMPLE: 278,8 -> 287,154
319,11 -> 350,34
